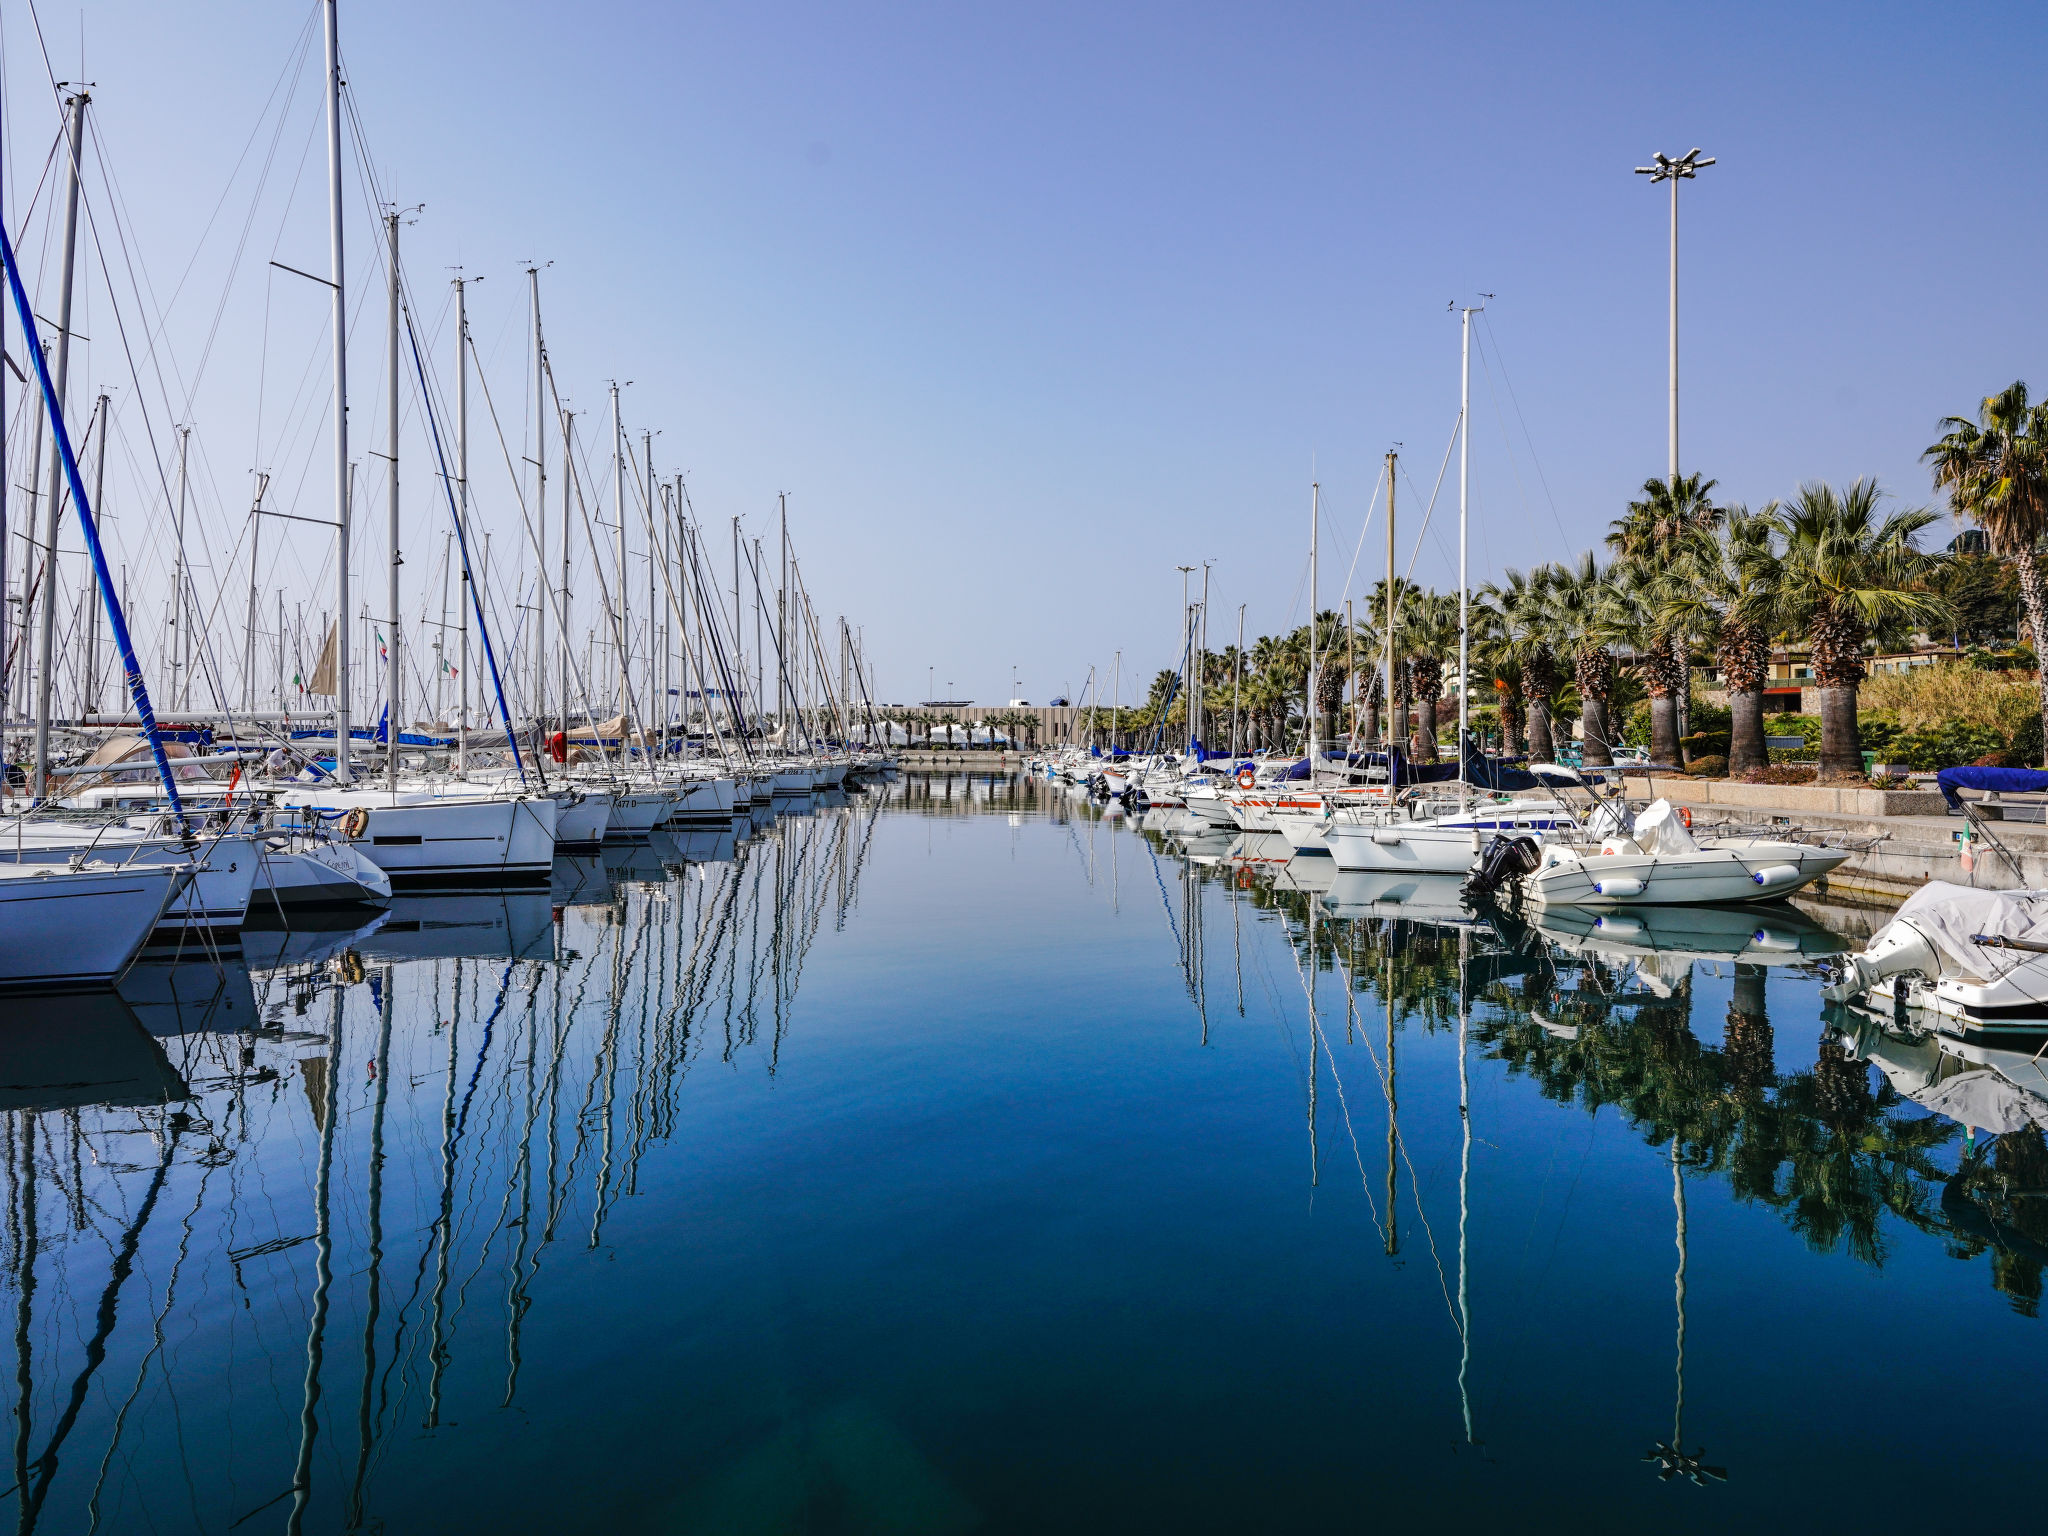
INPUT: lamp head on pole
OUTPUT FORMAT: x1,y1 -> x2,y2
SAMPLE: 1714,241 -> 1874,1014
1635,148 -> 1715,184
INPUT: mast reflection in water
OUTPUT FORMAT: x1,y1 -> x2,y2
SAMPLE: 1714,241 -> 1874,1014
1,773 -> 2045,1533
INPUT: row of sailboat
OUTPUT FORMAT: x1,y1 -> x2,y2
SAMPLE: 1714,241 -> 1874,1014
0,1 -> 896,990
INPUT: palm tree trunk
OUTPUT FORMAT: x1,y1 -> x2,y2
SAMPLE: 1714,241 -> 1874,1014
1525,695 -> 1555,762
1728,689 -> 1766,774
1417,695 -> 1439,761
1647,634 -> 1683,767
1580,697 -> 1610,766
1816,685 -> 1862,777
2014,543 -> 2048,767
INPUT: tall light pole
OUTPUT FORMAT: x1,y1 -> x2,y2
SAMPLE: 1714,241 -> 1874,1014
1634,147 -> 1714,482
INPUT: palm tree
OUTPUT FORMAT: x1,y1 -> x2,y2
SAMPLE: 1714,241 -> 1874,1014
1926,382 -> 2048,765
1665,508 -> 1781,775
1610,474 -> 1724,762
1544,554 -> 1617,767
1604,556 -> 1689,768
1479,568 -> 1562,761
1768,480 -> 1947,777
1403,591 -> 1458,761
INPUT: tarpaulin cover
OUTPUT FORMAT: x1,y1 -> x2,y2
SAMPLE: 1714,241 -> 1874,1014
1880,879 -> 2048,975
1937,764 -> 2048,810
1911,1070 -> 2048,1134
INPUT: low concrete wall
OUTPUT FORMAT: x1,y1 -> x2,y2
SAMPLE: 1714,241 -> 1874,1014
1620,776 -> 1947,818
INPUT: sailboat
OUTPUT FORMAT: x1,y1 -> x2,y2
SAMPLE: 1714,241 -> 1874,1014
267,94 -> 559,886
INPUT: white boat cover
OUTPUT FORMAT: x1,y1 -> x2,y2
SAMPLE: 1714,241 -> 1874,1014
1879,879 -> 2048,975
1910,1069 -> 2048,1134
1633,798 -> 1699,857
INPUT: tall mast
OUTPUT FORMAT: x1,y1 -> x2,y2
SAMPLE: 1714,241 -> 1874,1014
384,210 -> 401,791
644,430 -> 657,747
529,267 -> 546,728
453,274 -> 470,776
1307,481 -> 1318,762
778,493 -> 790,737
85,395 -> 110,717
172,426 -> 191,708
30,88 -> 86,800
1459,305 -> 1473,813
1197,562 -> 1210,754
1384,449 -> 1396,754
611,381 -> 626,727
243,471 -> 270,714
560,411 -> 573,736
324,0 -> 352,783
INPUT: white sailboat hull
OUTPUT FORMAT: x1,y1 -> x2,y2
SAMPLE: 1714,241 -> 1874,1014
276,789 -> 559,888
0,863 -> 188,990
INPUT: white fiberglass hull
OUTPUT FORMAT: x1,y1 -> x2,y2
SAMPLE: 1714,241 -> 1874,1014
1272,811 -> 1333,855
276,788 -> 559,888
0,827 -> 260,940
255,841 -> 392,910
555,792 -> 613,850
668,777 -> 738,822
1328,802 -> 1579,876
0,862 -> 187,990
606,790 -> 671,838
1524,841 -> 1848,907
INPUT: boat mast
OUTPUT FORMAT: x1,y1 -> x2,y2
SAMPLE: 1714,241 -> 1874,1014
1384,449 -> 1396,755
85,395 -> 110,717
172,427 -> 190,709
384,210 -> 401,791
323,0 -> 352,782
1307,481 -> 1318,762
454,273 -> 470,776
530,267 -> 546,730
30,88 -> 86,800
611,381 -> 627,730
1459,304 -> 1474,821
561,409 -> 573,739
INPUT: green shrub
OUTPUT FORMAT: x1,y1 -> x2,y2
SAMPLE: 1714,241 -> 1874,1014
1687,754 -> 1728,778
1680,730 -> 1730,762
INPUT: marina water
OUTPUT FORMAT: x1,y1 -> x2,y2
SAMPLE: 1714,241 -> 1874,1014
2,772 -> 2042,1533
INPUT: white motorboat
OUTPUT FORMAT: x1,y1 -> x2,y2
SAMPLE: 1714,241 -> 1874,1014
0,861 -> 189,990
1822,880 -> 2048,1036
273,784 -> 559,888
1325,795 -> 1584,875
1502,800 -> 1848,908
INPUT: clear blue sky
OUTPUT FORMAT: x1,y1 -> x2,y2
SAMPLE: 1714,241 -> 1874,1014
7,1 -> 2044,710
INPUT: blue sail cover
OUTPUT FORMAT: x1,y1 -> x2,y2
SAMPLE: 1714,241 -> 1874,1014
1937,765 -> 2048,810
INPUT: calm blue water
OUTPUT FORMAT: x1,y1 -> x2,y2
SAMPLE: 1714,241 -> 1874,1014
1,771 -> 2043,1534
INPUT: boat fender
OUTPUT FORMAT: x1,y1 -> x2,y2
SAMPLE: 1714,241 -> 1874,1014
1372,831 -> 1403,845
1593,875 -> 1646,897
1237,768 -> 1257,789
1749,863 -> 1799,887
340,807 -> 370,841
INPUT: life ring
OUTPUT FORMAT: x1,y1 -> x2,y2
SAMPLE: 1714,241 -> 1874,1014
1678,807 -> 1692,830
340,807 -> 370,841
1236,767 -> 1257,789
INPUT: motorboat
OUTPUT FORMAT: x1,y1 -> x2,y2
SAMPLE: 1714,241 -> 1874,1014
0,861 -> 190,990
1473,798 -> 1848,908
1520,802 -> 1847,907
1822,880 -> 2048,1036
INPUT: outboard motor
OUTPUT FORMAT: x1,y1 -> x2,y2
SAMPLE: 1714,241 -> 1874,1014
1463,834 -> 1540,903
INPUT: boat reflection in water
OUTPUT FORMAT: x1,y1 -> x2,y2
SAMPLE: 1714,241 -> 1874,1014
4,773 -> 2047,1531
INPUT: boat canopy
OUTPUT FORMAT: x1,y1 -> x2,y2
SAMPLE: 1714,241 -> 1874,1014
1936,764 -> 2048,810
